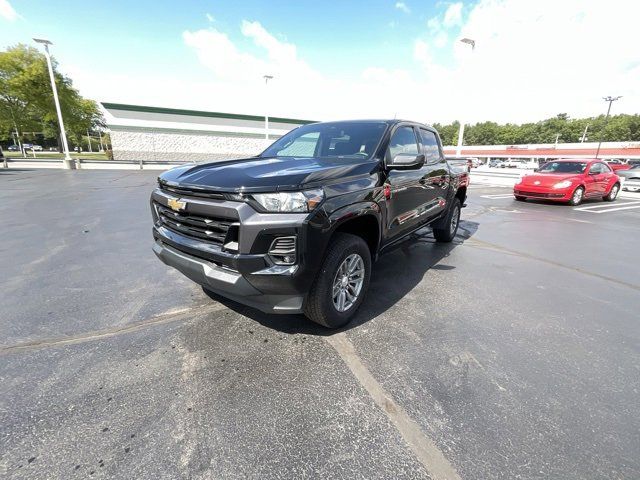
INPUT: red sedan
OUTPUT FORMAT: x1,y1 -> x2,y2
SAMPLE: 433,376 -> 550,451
513,159 -> 620,206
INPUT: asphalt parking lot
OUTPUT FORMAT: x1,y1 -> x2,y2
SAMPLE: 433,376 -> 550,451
1,169 -> 639,479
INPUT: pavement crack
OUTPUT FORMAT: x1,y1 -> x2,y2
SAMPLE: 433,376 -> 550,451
0,303 -> 225,356
325,332 -> 462,480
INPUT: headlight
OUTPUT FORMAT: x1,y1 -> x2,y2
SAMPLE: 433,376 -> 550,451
553,180 -> 572,189
252,189 -> 324,213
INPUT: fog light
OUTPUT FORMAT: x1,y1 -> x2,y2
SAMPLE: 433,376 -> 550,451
269,236 -> 296,265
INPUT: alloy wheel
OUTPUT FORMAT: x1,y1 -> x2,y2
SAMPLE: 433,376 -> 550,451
332,253 -> 365,312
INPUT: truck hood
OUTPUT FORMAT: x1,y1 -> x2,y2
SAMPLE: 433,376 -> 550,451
159,156 -> 380,192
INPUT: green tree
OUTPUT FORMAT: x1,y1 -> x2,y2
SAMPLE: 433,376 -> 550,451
0,44 -> 104,151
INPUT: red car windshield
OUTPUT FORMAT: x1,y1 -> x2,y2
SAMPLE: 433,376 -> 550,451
538,162 -> 587,174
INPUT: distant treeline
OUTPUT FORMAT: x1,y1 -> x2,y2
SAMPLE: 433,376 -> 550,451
433,113 -> 640,146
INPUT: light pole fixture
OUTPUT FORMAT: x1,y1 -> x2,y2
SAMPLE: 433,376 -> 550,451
33,37 -> 75,169
460,38 -> 476,50
595,95 -> 622,159
263,74 -> 274,141
456,37 -> 475,157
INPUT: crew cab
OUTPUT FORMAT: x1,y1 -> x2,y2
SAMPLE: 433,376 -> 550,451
151,120 -> 468,328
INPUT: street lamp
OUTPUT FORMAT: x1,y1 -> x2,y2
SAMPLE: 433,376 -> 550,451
595,95 -> 622,159
33,38 -> 74,169
263,74 -> 274,141
456,38 -> 475,157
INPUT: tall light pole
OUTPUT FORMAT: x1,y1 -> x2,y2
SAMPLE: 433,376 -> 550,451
456,38 -> 475,157
33,38 -> 74,169
595,96 -> 621,159
263,74 -> 274,141
580,123 -> 589,143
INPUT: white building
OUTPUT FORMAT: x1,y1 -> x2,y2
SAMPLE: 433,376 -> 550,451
101,103 -> 313,162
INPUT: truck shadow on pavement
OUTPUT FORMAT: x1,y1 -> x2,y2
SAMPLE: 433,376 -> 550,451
203,219 -> 479,336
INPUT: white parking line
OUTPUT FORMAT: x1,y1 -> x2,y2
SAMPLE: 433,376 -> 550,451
480,194 -> 514,199
574,201 -> 640,213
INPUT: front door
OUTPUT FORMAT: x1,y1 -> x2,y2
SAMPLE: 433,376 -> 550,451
585,162 -> 606,196
384,125 -> 429,241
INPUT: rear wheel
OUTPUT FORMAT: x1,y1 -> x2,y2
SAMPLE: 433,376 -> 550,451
433,198 -> 461,243
568,186 -> 584,206
304,233 -> 371,328
603,183 -> 619,202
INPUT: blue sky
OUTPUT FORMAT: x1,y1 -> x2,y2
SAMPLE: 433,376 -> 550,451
1,0 -> 639,123
0,0 -> 460,78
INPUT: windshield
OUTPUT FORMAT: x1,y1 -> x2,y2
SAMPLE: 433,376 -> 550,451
538,161 -> 587,174
261,121 -> 388,160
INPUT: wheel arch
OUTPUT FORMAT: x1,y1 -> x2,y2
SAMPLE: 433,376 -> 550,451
328,203 -> 382,258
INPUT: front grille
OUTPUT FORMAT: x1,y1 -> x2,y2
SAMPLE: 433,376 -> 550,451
516,191 -> 564,198
155,202 -> 232,244
160,184 -> 225,200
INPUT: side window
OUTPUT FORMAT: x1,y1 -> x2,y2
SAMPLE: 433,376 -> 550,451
275,132 -> 319,157
419,129 -> 441,164
600,162 -> 612,173
388,126 -> 419,159
589,163 -> 602,174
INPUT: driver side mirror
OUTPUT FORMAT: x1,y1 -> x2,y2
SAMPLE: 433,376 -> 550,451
387,153 -> 425,170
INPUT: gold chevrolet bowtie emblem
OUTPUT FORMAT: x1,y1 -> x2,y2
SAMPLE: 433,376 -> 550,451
167,197 -> 187,212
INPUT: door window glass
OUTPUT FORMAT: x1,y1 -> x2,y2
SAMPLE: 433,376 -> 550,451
589,163 -> 603,174
388,127 -> 419,158
419,129 -> 441,164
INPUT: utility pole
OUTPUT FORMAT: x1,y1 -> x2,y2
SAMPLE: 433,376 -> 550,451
33,38 -> 75,169
456,38 -> 475,157
595,96 -> 621,159
263,74 -> 274,140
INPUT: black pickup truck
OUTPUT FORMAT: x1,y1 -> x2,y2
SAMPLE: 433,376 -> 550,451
151,120 -> 468,327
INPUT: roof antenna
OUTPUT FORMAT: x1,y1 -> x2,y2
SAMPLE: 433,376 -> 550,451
393,112 -> 397,119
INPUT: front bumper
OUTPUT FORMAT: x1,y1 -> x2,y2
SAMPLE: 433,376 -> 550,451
150,188 -> 326,314
153,240 -> 305,313
513,185 -> 572,201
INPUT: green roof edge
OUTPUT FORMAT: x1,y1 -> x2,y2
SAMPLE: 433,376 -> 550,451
101,102 -> 316,125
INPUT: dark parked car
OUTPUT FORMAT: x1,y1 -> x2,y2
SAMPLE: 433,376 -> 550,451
7,145 -> 19,151
151,120 -> 469,327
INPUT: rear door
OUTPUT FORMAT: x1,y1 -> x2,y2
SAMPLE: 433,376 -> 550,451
417,128 -> 449,220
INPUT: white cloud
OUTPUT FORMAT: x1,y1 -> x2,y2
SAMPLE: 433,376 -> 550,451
0,0 -> 19,21
427,17 -> 440,32
70,1 -> 640,128
443,2 -> 463,28
395,2 -> 410,14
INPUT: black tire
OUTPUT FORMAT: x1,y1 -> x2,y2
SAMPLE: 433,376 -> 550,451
304,233 -> 371,328
603,183 -> 620,202
515,195 -> 526,201
568,186 -> 584,206
433,198 -> 461,243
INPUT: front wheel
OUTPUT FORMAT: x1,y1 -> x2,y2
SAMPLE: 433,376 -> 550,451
568,186 -> 584,206
603,183 -> 619,202
304,233 -> 371,328
515,195 -> 526,201
433,198 -> 461,243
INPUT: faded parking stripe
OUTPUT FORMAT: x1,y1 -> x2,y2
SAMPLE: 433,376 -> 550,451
326,332 -> 462,480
